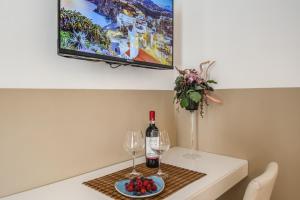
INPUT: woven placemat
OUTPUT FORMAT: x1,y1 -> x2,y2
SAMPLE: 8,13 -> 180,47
83,163 -> 206,200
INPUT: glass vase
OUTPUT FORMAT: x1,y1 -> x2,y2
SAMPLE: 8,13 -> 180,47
183,110 -> 201,159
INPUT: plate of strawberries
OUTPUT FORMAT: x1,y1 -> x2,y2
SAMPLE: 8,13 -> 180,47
115,176 -> 165,198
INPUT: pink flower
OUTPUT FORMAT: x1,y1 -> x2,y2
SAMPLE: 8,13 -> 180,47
185,72 -> 199,84
187,77 -> 194,83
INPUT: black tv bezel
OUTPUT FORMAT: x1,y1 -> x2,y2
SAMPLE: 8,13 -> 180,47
57,0 -> 174,70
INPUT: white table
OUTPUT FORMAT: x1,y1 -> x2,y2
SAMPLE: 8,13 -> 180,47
1,147 -> 248,200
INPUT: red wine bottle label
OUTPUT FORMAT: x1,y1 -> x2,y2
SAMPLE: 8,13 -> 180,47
146,137 -> 159,159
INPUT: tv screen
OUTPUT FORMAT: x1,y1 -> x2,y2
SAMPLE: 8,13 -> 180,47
58,0 -> 174,69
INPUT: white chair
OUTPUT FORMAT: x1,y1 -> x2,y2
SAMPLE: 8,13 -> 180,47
243,162 -> 279,200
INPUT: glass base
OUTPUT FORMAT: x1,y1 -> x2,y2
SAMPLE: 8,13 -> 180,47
126,169 -> 142,179
156,170 -> 168,179
182,153 -> 201,160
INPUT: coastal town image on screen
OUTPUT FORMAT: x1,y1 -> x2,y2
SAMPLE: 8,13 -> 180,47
60,0 -> 173,66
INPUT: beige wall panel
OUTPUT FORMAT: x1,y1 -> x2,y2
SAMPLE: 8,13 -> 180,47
176,88 -> 300,200
0,89 -> 176,198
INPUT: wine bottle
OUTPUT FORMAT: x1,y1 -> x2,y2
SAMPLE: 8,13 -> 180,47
145,111 -> 159,168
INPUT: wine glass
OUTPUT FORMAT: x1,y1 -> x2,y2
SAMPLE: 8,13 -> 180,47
150,130 -> 170,178
123,130 -> 144,178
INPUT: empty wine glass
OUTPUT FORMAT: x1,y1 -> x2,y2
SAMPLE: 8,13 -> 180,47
150,130 -> 170,178
123,130 -> 144,178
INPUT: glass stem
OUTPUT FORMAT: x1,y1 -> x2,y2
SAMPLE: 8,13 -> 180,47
132,151 -> 136,172
158,155 -> 162,173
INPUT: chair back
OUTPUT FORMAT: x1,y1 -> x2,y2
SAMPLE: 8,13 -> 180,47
243,162 -> 279,200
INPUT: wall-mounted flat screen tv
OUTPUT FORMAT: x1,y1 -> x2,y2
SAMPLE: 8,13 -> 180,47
58,0 -> 174,69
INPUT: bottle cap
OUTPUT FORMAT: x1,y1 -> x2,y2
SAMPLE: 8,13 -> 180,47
149,111 -> 155,121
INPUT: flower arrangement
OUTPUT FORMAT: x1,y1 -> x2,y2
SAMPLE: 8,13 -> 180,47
174,61 -> 222,117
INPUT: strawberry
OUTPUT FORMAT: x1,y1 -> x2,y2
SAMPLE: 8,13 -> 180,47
137,181 -> 143,187
143,180 -> 149,186
141,188 -> 147,194
146,184 -> 152,191
151,184 -> 157,191
127,185 -> 134,192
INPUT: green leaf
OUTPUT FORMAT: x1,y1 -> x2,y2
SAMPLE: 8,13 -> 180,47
180,98 -> 189,108
195,85 -> 204,90
186,89 -> 195,94
207,80 -> 218,84
189,92 -> 202,103
175,76 -> 184,85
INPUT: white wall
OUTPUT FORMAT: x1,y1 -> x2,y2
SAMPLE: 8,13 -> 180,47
1,0 -> 299,90
0,0 -> 179,90
181,0 -> 300,89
